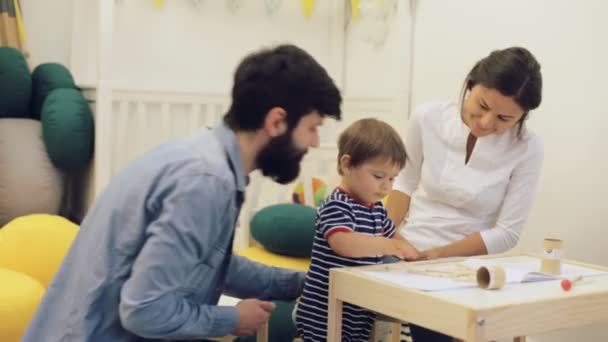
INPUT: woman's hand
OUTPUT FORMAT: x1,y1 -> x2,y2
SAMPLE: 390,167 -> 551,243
421,233 -> 488,259
386,239 -> 421,261
420,247 -> 443,260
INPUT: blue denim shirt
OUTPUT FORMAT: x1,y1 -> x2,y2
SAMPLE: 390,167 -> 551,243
23,124 -> 305,341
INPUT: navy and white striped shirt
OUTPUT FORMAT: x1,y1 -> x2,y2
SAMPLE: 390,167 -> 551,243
295,188 -> 396,341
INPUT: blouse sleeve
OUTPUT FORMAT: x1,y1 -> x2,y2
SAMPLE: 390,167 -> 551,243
394,106 -> 424,196
480,136 -> 544,254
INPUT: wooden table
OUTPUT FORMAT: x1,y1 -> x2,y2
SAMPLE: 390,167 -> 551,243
327,254 -> 608,342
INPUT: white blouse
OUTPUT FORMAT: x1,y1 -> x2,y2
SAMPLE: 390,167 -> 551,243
395,101 -> 543,253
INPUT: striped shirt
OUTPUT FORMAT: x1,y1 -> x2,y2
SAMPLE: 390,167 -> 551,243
295,188 -> 396,342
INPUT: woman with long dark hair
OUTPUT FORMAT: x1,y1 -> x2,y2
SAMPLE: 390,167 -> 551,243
386,47 -> 543,342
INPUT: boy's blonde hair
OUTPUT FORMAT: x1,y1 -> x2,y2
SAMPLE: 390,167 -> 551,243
337,118 -> 407,175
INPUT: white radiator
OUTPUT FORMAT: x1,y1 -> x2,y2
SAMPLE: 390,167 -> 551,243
84,87 -> 400,249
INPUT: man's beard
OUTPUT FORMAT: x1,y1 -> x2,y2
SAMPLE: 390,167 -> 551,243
256,132 -> 307,184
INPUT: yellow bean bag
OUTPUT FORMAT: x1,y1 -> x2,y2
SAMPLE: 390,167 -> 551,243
236,245 -> 310,272
0,214 -> 78,287
0,267 -> 45,342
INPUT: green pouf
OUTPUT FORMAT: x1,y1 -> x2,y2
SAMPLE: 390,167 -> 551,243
235,300 -> 298,342
41,88 -> 94,171
250,204 -> 316,258
0,47 -> 31,118
30,63 -> 76,120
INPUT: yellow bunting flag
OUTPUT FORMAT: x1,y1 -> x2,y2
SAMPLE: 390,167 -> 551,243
13,0 -> 27,43
153,0 -> 164,9
350,0 -> 360,20
301,0 -> 315,18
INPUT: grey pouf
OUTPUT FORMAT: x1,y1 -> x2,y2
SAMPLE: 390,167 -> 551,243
0,119 -> 63,226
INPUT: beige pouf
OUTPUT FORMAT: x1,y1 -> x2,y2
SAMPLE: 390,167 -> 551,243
0,119 -> 63,226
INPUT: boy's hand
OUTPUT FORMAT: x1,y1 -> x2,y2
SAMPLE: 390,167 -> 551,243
385,239 -> 420,260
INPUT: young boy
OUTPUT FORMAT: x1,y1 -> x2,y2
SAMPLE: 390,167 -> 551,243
295,118 -> 419,342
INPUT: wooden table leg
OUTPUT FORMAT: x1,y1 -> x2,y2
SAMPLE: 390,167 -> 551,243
256,322 -> 269,342
327,294 -> 343,341
390,322 -> 401,342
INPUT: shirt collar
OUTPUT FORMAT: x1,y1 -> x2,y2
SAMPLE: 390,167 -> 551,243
213,123 -> 248,192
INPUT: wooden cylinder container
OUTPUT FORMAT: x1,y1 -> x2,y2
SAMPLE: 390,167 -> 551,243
541,238 -> 563,275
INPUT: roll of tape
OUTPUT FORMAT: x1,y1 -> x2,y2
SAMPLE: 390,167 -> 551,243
476,265 -> 506,290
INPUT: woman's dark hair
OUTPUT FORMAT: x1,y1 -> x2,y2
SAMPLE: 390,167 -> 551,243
461,47 -> 542,138
224,44 -> 342,131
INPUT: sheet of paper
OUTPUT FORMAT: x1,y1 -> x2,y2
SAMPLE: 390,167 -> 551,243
464,256 -> 608,283
359,270 -> 477,291
357,255 -> 608,292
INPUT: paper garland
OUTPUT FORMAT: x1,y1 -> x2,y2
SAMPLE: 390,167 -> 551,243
148,0 -> 345,20
153,0 -> 164,10
301,0 -> 315,18
351,0 -> 384,21
265,0 -> 283,16
226,0 -> 243,14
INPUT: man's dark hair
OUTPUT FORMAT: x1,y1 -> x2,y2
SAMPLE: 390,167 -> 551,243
224,44 -> 342,130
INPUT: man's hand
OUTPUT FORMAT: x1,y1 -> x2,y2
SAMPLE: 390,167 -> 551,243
385,239 -> 420,260
232,299 -> 276,336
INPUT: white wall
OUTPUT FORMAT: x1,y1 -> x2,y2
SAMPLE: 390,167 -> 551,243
21,0 -> 72,68
22,0 -> 413,123
65,0 -> 412,102
343,0 -> 413,132
343,0 -> 411,98
411,1 -> 608,341
110,0 -> 340,93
